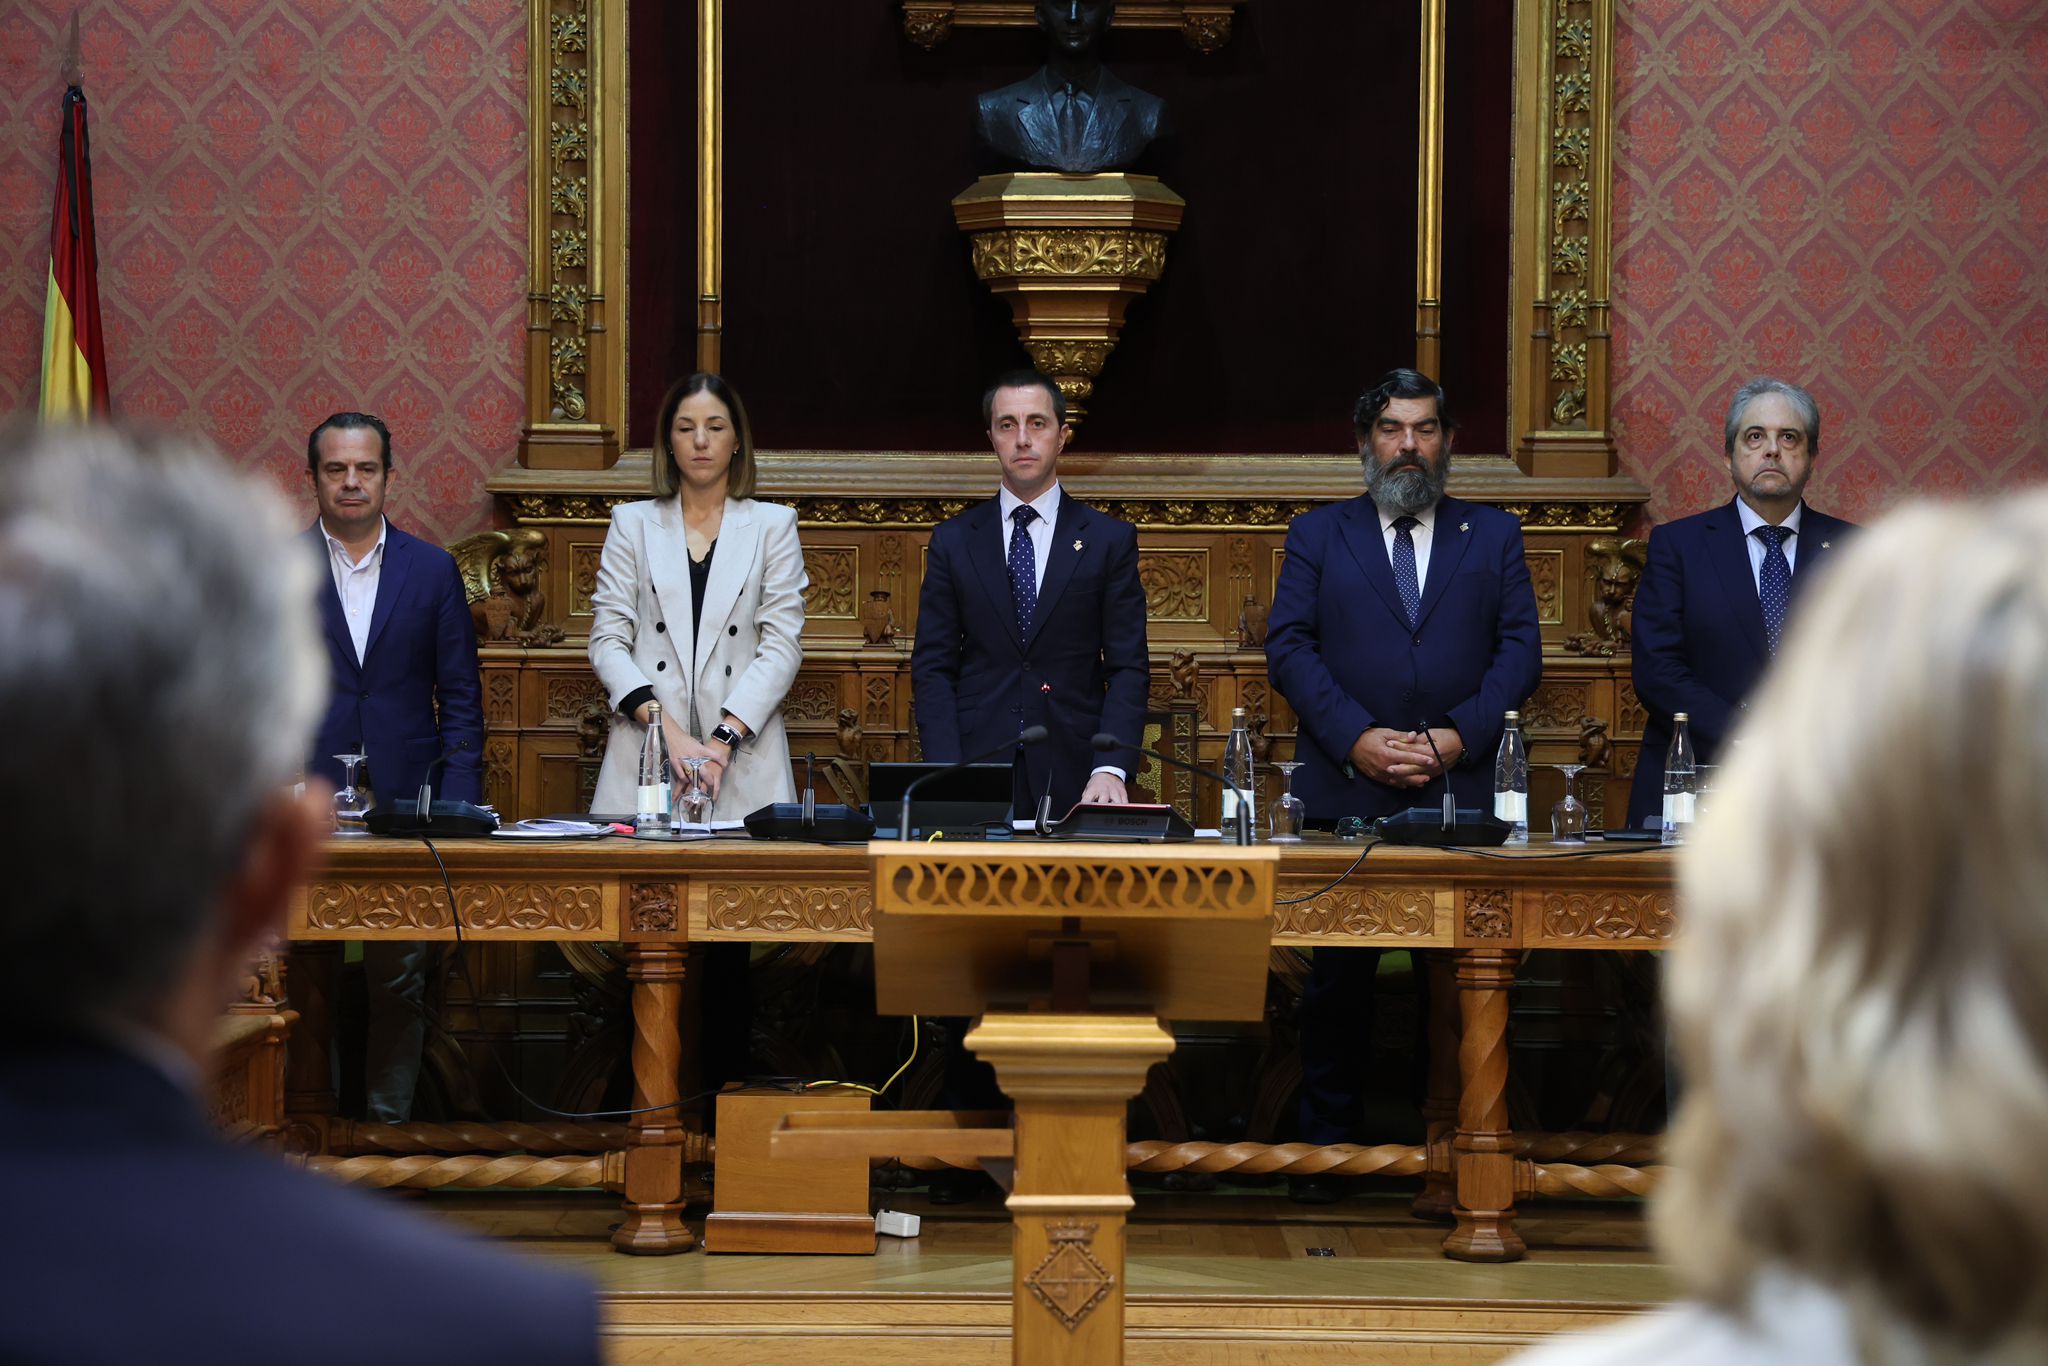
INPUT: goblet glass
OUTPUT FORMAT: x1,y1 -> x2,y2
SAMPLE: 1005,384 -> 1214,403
675,757 -> 714,826
332,753 -> 372,837
1550,763 -> 1588,846
1267,761 -> 1306,843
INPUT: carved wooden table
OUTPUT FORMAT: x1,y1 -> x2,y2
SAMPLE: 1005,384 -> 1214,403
287,836 -> 1675,1260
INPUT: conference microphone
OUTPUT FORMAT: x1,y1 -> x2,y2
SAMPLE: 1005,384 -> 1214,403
366,742 -> 497,837
1090,731 -> 1254,845
899,725 -> 1048,841
1370,724 -> 1510,847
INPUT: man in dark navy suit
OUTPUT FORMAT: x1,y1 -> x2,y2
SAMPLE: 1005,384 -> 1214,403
911,370 -> 1150,1200
1626,377 -> 1857,831
913,368 -> 1150,817
1266,369 -> 1542,1200
0,425 -> 599,1366
302,411 -> 483,1121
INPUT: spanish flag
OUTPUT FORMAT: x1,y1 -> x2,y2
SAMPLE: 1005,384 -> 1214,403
40,84 -> 109,421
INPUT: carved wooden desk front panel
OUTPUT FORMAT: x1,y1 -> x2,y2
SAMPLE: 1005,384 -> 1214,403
291,837 -> 1675,1260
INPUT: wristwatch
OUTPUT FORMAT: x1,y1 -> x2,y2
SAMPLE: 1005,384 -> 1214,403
709,721 -> 745,750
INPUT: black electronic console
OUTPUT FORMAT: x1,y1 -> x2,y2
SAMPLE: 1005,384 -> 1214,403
1041,802 -> 1195,843
366,799 -> 498,838
744,801 -> 876,842
1371,807 -> 1513,847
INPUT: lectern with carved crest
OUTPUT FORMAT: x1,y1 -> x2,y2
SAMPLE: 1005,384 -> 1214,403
776,841 -> 1276,1365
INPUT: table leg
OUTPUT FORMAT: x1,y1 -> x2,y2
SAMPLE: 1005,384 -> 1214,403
282,943 -> 340,1153
612,941 -> 695,1254
1443,947 -> 1525,1262
1411,950 -> 1458,1222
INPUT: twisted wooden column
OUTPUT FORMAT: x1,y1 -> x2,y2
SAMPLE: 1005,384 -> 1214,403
307,1152 -> 625,1191
328,1120 -> 640,1156
1444,947 -> 1525,1262
613,942 -> 694,1253
1411,950 -> 1459,1222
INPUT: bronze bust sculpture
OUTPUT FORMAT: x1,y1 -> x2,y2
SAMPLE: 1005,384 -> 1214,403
974,0 -> 1167,174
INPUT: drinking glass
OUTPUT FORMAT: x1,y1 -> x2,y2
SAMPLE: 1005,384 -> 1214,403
332,752 -> 372,837
675,757 -> 714,826
1267,761 -> 1306,843
1550,763 -> 1588,846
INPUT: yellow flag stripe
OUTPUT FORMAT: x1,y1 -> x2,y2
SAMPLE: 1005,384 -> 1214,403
39,262 -> 94,422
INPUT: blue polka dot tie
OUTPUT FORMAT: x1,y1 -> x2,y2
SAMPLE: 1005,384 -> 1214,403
1755,524 -> 1793,656
1008,504 -> 1039,636
1391,516 -> 1422,629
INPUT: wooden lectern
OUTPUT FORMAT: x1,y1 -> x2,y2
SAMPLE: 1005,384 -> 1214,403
777,842 -> 1277,1366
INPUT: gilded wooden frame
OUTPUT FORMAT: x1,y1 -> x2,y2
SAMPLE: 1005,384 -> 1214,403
517,0 -> 1618,474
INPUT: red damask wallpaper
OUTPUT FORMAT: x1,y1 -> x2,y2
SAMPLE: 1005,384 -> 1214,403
0,0 -> 527,543
1611,0 -> 2048,523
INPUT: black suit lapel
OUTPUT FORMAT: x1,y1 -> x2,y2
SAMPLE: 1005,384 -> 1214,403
1024,498 -> 1088,647
1334,496 -> 1410,628
307,526 -> 360,678
963,500 -> 1024,651
1413,496 -> 1477,630
1705,501 -> 1770,665
1789,504 -> 1844,606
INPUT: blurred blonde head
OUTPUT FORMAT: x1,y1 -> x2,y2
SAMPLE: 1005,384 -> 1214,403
1662,487 -> 2048,1354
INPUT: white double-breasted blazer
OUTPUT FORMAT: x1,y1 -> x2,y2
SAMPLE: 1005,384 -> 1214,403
587,496 -> 806,818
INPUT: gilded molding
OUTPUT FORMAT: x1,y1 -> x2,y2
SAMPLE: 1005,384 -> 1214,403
544,4 -> 592,422
969,229 -> 1169,280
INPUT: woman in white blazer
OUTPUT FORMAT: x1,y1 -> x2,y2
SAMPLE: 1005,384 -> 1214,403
588,372 -> 806,820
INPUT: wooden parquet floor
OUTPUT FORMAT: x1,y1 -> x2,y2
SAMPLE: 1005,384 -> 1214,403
423,1188 -> 1668,1364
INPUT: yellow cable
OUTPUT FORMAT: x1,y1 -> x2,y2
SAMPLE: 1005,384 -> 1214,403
804,1017 -> 920,1098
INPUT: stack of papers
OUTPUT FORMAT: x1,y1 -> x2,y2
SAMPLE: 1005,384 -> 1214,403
490,818 -> 616,840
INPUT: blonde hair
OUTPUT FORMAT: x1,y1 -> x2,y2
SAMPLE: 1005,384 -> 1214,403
1661,488 -> 2048,1354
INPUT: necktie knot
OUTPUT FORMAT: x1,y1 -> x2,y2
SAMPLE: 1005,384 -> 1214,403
1012,504 -> 1038,527
1393,515 -> 1420,533
1753,524 -> 1790,548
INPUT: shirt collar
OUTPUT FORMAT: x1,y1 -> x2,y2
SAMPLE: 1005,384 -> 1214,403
321,516 -> 388,570
1376,501 -> 1438,537
999,481 -> 1062,527
1736,498 -> 1802,539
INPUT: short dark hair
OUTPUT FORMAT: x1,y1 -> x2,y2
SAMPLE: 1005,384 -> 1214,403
982,368 -> 1066,429
305,412 -> 391,476
651,372 -> 757,500
1352,368 -> 1455,440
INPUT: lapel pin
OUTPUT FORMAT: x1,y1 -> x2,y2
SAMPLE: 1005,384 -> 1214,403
1821,540 -> 1831,549
1459,521 -> 1470,532
1073,539 -> 1084,551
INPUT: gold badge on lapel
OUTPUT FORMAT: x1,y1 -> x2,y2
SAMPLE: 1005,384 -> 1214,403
1459,521 -> 1470,533
1073,539 -> 1084,551
1821,540 -> 1832,549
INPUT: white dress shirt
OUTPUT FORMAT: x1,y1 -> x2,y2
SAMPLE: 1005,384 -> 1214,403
1736,498 -> 1802,591
1377,501 -> 1438,591
321,517 -> 387,666
994,481 -> 1120,784
996,481 -> 1060,592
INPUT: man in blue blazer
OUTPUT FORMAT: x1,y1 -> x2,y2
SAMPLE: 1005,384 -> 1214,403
302,412 -> 484,1121
0,424 -> 599,1366
1266,369 -> 1542,1199
1627,377 -> 1857,831
913,369 -> 1150,817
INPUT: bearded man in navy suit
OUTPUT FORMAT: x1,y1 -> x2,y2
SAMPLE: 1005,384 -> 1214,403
1625,377 -> 1857,830
1266,369 -> 1542,1200
302,411 -> 483,1121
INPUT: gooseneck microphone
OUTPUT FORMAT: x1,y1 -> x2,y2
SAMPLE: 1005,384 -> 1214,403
899,726 -> 1048,840
1090,731 -> 1253,846
1370,724 -> 1512,847
1415,723 -> 1456,832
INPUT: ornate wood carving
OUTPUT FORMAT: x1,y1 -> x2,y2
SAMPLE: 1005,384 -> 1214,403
546,675 -> 610,722
885,853 -> 1268,917
486,672 -> 518,725
1273,887 -> 1437,939
1615,683 -> 1646,737
1462,888 -> 1513,941
1564,536 -> 1647,656
1539,891 -> 1675,943
569,542 -> 602,616
1024,1219 -> 1116,1331
863,675 -> 893,727
1137,548 -> 1207,621
784,675 -> 838,722
1525,549 -> 1563,625
485,738 -> 517,810
629,881 -> 678,934
801,546 -> 858,618
304,881 -> 605,934
705,883 -> 874,935
901,2 -> 1240,53
1520,681 -> 1590,731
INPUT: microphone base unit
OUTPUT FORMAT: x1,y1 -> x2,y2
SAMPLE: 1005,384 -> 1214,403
1041,802 -> 1194,843
744,802 -> 878,842
365,799 -> 499,838
1372,808 -> 1515,847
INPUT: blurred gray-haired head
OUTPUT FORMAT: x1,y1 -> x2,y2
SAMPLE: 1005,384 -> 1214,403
0,423 -> 326,1030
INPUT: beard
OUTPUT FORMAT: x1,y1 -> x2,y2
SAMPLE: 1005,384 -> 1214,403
1365,453 -> 1446,517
